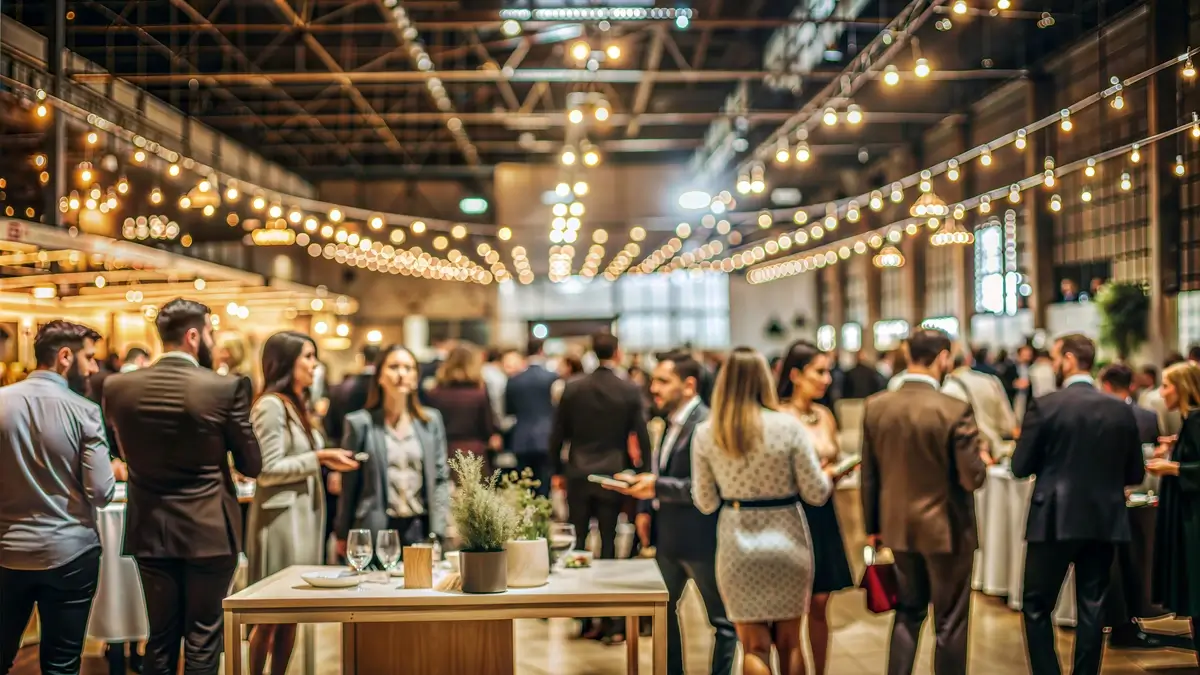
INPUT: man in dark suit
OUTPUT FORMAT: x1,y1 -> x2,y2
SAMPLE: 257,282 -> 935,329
550,331 -> 651,642
1012,334 -> 1145,675
103,299 -> 261,675
504,338 -> 559,496
605,352 -> 735,675
861,328 -> 988,675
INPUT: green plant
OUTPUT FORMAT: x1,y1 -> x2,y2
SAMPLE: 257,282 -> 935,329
449,451 -> 519,552
501,468 -> 553,541
1096,281 -> 1150,362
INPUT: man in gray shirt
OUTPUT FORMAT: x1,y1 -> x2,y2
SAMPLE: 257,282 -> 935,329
0,320 -> 114,675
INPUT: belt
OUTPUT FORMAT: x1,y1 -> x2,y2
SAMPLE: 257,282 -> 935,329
721,495 -> 801,511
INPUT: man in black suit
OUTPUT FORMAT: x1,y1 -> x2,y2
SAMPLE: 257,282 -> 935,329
606,352 -> 736,675
550,331 -> 651,642
505,338 -> 559,496
1012,334 -> 1145,675
103,299 -> 262,675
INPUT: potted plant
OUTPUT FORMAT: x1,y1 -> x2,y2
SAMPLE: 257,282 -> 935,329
1096,281 -> 1150,362
449,451 -> 519,593
501,469 -> 553,587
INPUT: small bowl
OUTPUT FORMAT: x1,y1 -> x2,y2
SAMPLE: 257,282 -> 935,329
563,550 -> 594,569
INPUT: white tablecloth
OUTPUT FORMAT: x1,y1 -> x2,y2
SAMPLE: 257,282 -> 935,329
89,503 -> 149,642
975,466 -> 1076,626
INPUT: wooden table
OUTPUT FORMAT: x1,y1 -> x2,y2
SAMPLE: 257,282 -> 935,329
222,559 -> 669,675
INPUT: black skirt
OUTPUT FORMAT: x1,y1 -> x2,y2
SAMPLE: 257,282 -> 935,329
803,498 -> 854,594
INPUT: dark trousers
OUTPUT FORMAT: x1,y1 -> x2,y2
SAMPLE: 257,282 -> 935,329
888,549 -> 974,675
1103,542 -> 1142,631
0,547 -> 101,675
1022,540 -> 1114,675
135,555 -> 238,675
566,478 -> 624,558
386,515 -> 429,548
658,556 -> 737,675
516,453 -> 552,498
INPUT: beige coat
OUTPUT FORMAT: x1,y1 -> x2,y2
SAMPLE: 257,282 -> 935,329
245,395 -> 325,583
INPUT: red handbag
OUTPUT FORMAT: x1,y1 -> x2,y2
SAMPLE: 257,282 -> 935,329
859,546 -> 899,614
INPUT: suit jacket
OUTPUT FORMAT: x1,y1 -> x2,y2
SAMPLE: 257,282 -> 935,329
549,366 -> 652,478
1011,381 -> 1145,543
640,401 -> 716,561
103,356 -> 262,559
861,379 -> 987,554
1130,401 -> 1161,446
943,368 -> 1017,458
505,363 -> 558,456
335,407 -> 451,539
425,384 -> 496,455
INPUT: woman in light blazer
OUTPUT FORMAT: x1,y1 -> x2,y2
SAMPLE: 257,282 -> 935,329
336,344 -> 452,550
245,332 -> 358,675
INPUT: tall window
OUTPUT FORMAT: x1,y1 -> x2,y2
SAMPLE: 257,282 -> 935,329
975,210 -> 1021,315
615,271 -> 729,351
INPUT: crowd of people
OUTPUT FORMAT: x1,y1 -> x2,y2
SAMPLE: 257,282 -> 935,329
0,299 -> 1198,675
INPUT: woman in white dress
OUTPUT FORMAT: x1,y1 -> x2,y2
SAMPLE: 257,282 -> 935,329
245,331 -> 358,675
692,347 -> 832,675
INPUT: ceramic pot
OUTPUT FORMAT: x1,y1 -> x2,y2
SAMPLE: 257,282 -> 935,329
459,550 -> 508,593
504,538 -> 550,587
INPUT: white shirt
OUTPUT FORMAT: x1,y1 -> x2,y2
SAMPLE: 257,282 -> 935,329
897,373 -> 941,390
659,396 -> 701,470
1062,374 -> 1095,388
158,351 -> 199,367
119,363 -> 140,373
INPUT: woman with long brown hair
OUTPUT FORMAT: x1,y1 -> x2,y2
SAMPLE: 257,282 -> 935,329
1146,360 -> 1200,660
425,344 -> 500,475
335,344 -> 451,548
691,347 -> 832,675
245,331 -> 358,675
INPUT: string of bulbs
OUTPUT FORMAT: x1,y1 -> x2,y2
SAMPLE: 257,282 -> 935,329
738,116 -> 1198,284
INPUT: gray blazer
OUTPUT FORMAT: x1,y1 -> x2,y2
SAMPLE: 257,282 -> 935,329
335,407 -> 451,540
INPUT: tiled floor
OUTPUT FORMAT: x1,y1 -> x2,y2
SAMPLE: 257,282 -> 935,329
16,587 -> 1199,674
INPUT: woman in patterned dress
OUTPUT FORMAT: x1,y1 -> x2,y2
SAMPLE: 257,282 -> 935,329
691,347 -> 832,675
777,340 -> 855,675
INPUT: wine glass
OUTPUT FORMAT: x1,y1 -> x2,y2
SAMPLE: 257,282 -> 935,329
549,523 -> 576,569
347,529 -> 374,576
376,529 -> 401,577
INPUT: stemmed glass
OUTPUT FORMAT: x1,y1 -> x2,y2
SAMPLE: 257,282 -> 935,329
375,529 -> 401,583
549,523 -> 577,570
347,529 -> 374,577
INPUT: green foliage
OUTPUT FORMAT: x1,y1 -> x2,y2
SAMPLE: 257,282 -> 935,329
448,451 -> 519,552
501,468 -> 553,541
1096,281 -> 1150,362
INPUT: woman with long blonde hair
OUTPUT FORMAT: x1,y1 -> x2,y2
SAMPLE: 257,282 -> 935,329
1146,360 -> 1200,660
691,347 -> 832,675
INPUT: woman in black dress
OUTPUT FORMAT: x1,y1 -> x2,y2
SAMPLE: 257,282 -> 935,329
1146,361 -> 1200,659
776,340 -> 855,675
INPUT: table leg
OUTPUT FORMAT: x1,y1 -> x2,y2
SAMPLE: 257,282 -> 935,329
652,604 -> 668,675
625,616 -> 640,673
223,611 -> 242,675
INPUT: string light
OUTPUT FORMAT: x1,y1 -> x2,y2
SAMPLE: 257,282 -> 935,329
198,179 -> 212,193
150,189 -> 162,205
869,191 -> 884,211
1184,56 -> 1197,79
573,181 -> 589,196
914,58 -> 932,78
1008,184 -> 1021,203
1059,109 -> 1072,132
268,204 -> 283,218
411,220 -> 427,234
822,107 -> 838,126
794,143 -> 811,163
793,211 -> 809,224
919,170 -> 932,193
775,139 -> 791,164
226,186 -> 239,201
86,132 -> 98,145
1015,128 -> 1028,150
168,164 -> 180,178
561,148 -> 577,166
1081,187 -> 1093,202
980,148 -> 993,166
1084,157 -> 1097,177
133,150 -> 146,163
883,65 -> 900,86
846,104 -> 864,125
35,104 -> 48,118
997,0 -> 1011,9
568,109 -> 584,124
329,208 -> 343,222
1120,172 -> 1132,191
1050,194 -> 1062,212
947,159 -> 960,181
1176,155 -> 1186,176
953,0 -> 968,13
1130,144 -> 1141,163
979,195 -> 992,213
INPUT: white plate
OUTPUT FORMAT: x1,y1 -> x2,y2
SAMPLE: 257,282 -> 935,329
301,571 -> 361,588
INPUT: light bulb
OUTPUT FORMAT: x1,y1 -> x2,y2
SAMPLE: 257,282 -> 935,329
1016,129 -> 1028,150
80,167 -> 93,183
329,208 -> 343,222
571,41 -> 590,61
573,181 -> 588,196
980,149 -> 992,166
133,150 -> 146,163
198,179 -> 211,193
252,196 -> 265,210
594,105 -> 610,122
1060,115 -> 1072,132
1131,145 -> 1141,163
1008,186 -> 1021,203
947,160 -> 960,181
203,204 -> 215,216
914,58 -> 931,78
168,163 -> 180,177
794,144 -> 811,162
794,211 -> 808,224
179,196 -> 192,209
86,132 -> 98,145
150,189 -> 162,205
750,179 -> 765,194
1176,155 -> 1186,176
1084,158 -> 1096,177
289,210 -> 302,224
775,146 -> 791,163
555,183 -> 571,197
268,204 -> 283,218
997,0 -> 1010,8
1050,195 -> 1062,212
1081,187 -> 1093,202
569,201 -> 585,217
606,44 -> 621,60
822,108 -> 838,126
1120,173 -> 1132,191
561,149 -> 577,166
736,178 -> 751,194
1112,93 -> 1125,110
846,104 -> 863,125
568,109 -> 584,124
1193,122 -> 1200,138
583,149 -> 601,167
36,104 -> 48,118
953,0 -> 968,13
501,19 -> 521,37
1185,58 -> 1197,79
412,220 -> 426,234
883,65 -> 900,86
1043,170 -> 1055,187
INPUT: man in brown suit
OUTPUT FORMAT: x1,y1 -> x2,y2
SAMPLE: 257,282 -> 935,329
861,328 -> 989,675
103,298 -> 261,675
